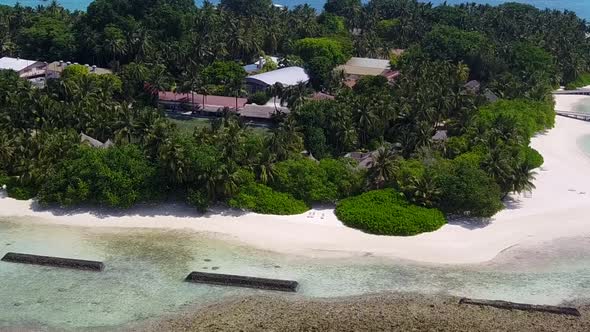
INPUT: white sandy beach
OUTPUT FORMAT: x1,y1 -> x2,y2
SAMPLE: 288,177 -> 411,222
1,94 -> 590,264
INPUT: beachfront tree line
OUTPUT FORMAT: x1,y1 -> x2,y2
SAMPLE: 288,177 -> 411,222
0,0 -> 584,235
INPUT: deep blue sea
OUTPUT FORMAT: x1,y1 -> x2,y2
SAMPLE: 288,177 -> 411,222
0,0 -> 589,20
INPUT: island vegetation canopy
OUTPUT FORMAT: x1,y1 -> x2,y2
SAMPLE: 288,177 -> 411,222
0,0 -> 587,235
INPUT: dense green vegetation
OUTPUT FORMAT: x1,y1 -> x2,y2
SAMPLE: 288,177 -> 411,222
229,183 -> 309,215
0,0 -> 583,233
335,189 -> 446,236
38,145 -> 157,208
565,73 -> 590,90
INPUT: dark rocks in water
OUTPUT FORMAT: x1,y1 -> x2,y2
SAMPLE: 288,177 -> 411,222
204,259 -> 211,262
211,266 -> 219,270
1,252 -> 104,271
459,298 -> 581,317
185,271 -> 298,292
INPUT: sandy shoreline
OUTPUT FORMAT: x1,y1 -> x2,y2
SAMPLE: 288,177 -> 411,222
1,94 -> 590,264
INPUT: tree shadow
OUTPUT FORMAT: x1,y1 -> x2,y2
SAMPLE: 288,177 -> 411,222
446,216 -> 492,230
502,196 -> 523,210
29,199 -> 247,220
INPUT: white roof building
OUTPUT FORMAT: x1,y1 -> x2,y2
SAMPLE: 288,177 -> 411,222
245,67 -> 309,91
0,57 -> 44,76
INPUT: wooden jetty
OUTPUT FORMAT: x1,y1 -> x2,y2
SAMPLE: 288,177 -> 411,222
555,110 -> 590,121
459,298 -> 581,317
1,252 -> 104,271
553,89 -> 590,96
185,271 -> 299,292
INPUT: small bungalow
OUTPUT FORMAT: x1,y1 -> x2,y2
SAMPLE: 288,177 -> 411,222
463,80 -> 500,102
344,151 -> 378,169
245,67 -> 309,92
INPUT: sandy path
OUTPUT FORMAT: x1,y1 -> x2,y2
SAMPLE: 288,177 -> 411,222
1,94 -> 590,264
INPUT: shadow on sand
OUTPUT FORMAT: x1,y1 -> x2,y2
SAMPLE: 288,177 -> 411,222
503,196 -> 523,210
447,217 -> 492,230
28,199 -> 248,220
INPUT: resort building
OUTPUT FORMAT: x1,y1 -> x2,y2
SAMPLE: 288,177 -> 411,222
0,57 -> 45,78
158,91 -> 248,112
337,57 -> 400,87
245,66 -> 309,92
463,80 -> 500,102
45,61 -> 112,79
344,151 -> 378,169
158,91 -> 287,122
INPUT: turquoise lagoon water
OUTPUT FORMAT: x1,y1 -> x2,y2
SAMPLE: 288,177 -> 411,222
0,1 -> 589,19
1,216 -> 590,330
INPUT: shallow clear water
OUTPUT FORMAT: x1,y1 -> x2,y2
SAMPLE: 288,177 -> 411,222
0,1 -> 588,19
1,217 -> 590,330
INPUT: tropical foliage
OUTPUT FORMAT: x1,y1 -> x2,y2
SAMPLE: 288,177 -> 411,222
335,189 -> 446,236
0,0 -> 580,227
229,183 -> 309,215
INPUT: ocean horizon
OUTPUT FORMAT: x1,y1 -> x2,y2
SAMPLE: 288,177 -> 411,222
0,0 -> 589,20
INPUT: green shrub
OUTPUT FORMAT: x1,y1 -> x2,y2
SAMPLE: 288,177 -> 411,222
248,91 -> 270,105
293,37 -> 350,65
229,183 -> 309,215
187,189 -> 210,213
335,189 -> 446,236
523,147 -> 544,169
475,99 -> 555,140
566,73 -> 590,89
0,172 -> 8,187
7,185 -> 36,200
435,156 -> 503,218
38,145 -> 157,208
271,158 -> 339,203
319,158 -> 364,198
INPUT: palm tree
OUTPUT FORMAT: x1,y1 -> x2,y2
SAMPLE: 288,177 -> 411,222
355,105 -> 377,147
0,132 -> 14,167
268,83 -> 284,111
114,104 -> 135,144
367,146 -> 399,189
511,163 -> 537,195
281,81 -> 311,111
158,140 -> 188,184
226,77 -> 245,110
103,27 -> 128,66
180,68 -> 202,111
405,172 -> 441,208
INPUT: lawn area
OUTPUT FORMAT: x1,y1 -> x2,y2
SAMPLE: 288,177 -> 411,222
169,118 -> 211,135
169,118 -> 270,136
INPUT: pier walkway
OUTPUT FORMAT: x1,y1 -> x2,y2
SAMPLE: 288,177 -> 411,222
556,110 -> 590,121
